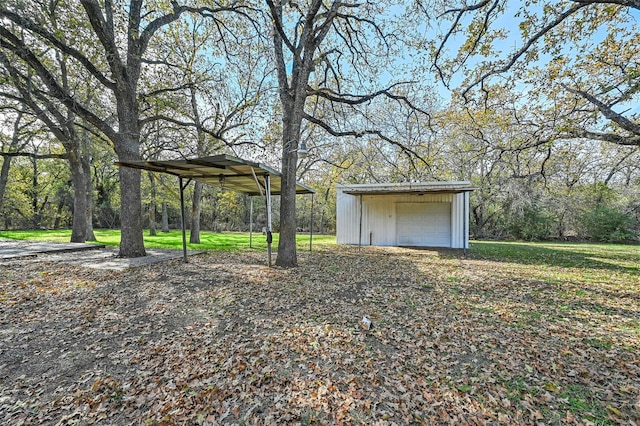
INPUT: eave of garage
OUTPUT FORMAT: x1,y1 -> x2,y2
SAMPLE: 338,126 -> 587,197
337,181 -> 477,195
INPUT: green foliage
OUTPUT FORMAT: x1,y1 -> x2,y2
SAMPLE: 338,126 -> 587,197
581,205 -> 638,243
507,204 -> 556,241
1,155 -> 71,229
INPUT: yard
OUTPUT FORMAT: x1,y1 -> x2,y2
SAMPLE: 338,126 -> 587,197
0,240 -> 638,424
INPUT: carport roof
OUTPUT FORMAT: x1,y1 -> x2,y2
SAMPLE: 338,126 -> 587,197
117,154 -> 315,196
337,181 -> 477,195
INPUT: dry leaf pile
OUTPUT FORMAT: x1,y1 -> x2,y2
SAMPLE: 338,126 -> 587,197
0,245 -> 638,425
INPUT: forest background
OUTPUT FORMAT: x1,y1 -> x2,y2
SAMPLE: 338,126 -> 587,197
0,0 -> 638,252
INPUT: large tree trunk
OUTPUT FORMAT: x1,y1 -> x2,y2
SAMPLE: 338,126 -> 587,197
0,156 -> 11,214
148,173 -> 157,236
188,87 -> 205,244
114,89 -> 146,257
68,151 -> 88,243
83,155 -> 96,241
276,103 -> 304,267
117,162 -> 145,256
276,151 -> 299,267
189,181 -> 203,243
161,200 -> 169,232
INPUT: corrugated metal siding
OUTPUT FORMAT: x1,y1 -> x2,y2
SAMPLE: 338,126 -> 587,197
336,187 -> 360,244
451,193 -> 462,248
337,189 -> 470,249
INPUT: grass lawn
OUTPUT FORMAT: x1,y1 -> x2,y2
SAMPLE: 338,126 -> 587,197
0,238 -> 638,424
0,229 -> 336,251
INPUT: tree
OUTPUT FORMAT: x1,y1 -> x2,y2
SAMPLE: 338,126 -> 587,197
425,0 -> 640,147
0,0 -> 247,256
0,43 -> 95,242
265,0 -> 431,267
0,107 -> 30,215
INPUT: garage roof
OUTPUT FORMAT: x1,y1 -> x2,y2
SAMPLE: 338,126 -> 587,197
337,181 -> 476,195
117,154 -> 315,196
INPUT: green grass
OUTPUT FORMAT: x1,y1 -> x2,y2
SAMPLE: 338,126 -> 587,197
469,240 -> 639,274
0,229 -> 336,251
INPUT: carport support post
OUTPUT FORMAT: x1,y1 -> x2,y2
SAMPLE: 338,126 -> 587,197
179,177 -> 188,263
358,194 -> 363,251
463,191 -> 469,255
309,193 -> 314,252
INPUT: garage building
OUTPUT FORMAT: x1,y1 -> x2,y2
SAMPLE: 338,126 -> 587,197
336,182 -> 475,249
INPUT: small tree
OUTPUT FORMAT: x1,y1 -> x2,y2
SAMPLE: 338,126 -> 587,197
265,0 -> 430,267
582,205 -> 637,243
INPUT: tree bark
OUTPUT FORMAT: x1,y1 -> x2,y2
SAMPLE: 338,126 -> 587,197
276,136 -> 301,267
117,163 -> 145,256
68,151 -> 88,242
114,122 -> 145,256
0,156 -> 12,215
162,200 -> 170,232
188,87 -> 205,244
83,155 -> 96,241
149,173 -> 157,236
113,80 -> 146,256
189,181 -> 203,243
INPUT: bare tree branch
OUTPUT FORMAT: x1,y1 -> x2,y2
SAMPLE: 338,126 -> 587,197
302,112 -> 428,168
461,3 -> 588,99
563,128 -> 640,146
0,28 -> 119,142
562,83 -> 640,136
0,151 -> 68,159
0,7 -> 115,89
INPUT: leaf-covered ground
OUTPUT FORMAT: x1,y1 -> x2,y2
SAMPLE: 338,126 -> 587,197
1,243 -> 638,425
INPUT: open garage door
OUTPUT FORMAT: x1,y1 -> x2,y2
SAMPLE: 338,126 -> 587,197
396,202 -> 451,247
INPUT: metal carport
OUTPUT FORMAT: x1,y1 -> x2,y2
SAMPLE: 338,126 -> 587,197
117,154 -> 315,266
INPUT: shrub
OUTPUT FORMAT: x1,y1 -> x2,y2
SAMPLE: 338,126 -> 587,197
581,205 -> 638,243
507,205 -> 556,241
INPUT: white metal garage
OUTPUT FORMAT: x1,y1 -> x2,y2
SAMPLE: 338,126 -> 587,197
336,182 -> 475,249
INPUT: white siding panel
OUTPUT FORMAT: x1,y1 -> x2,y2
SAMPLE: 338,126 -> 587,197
336,188 -> 360,244
451,193 -> 462,248
450,192 -> 470,249
362,196 -> 393,245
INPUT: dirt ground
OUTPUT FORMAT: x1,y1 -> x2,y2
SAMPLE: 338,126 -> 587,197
0,246 -> 638,425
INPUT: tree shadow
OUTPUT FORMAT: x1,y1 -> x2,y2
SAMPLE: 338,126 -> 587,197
461,241 -> 639,274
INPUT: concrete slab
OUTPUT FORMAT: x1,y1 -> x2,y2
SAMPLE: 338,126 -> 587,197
0,240 -> 106,259
45,247 -> 203,271
0,240 -> 202,270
